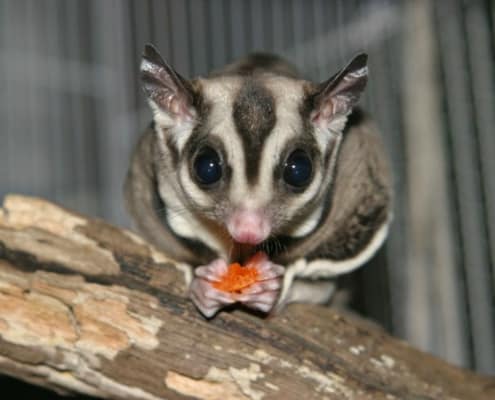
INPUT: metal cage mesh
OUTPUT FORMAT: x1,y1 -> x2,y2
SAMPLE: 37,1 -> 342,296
0,0 -> 493,374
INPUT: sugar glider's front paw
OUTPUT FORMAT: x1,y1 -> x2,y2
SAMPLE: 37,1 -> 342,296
190,258 -> 236,318
234,255 -> 284,314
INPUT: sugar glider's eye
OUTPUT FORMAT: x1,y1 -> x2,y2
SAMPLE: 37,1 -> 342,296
283,149 -> 313,189
193,147 -> 223,186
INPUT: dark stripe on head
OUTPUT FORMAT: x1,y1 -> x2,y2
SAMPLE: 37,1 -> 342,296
151,119 -> 179,167
232,80 -> 276,184
178,82 -> 212,164
165,135 -> 179,166
300,83 -> 338,170
153,79 -> 211,168
345,107 -> 366,130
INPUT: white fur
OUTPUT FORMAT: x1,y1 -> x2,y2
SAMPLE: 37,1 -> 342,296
251,78 -> 305,207
347,66 -> 368,79
165,75 -> 347,256
155,73 -> 372,271
289,203 -> 325,237
201,78 -> 250,207
156,77 -> 245,259
278,215 -> 392,305
158,180 -> 231,259
150,101 -> 197,153
283,280 -> 336,305
255,77 -> 330,219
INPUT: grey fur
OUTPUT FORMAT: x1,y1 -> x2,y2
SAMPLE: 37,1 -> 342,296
124,126 -> 217,265
274,111 -> 392,264
126,46 -> 392,301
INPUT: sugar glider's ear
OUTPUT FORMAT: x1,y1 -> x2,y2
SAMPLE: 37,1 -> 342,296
311,53 -> 368,129
140,44 -> 196,126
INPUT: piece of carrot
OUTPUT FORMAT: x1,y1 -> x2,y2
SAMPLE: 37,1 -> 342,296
213,252 -> 265,293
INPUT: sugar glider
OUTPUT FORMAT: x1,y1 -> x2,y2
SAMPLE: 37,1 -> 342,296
125,44 -> 392,317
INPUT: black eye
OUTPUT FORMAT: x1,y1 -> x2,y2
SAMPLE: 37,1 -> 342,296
193,147 -> 223,186
283,150 -> 312,189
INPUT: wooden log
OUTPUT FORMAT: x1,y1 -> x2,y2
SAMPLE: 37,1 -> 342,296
0,194 -> 493,399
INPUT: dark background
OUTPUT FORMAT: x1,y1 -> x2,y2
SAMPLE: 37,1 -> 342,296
0,0 -> 494,397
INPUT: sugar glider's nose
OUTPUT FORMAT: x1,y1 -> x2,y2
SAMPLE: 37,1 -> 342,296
227,209 -> 271,245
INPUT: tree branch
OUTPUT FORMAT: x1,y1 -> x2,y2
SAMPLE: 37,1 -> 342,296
0,195 -> 493,399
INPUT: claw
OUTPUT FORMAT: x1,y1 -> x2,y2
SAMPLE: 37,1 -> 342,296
257,261 -> 285,280
190,256 -> 285,317
190,259 -> 235,318
239,279 -> 282,295
234,259 -> 284,314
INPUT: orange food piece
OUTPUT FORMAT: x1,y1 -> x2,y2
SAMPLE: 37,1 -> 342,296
213,252 -> 265,293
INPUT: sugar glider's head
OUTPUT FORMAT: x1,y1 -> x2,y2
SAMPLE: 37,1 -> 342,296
141,44 -> 367,247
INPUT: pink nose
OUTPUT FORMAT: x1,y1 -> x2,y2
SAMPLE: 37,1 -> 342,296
227,209 -> 271,245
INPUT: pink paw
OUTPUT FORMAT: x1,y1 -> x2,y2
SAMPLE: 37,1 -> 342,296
233,256 -> 284,313
190,259 -> 236,318
190,255 -> 285,318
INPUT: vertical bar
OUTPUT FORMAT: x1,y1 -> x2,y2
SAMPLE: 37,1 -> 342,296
290,0 -> 306,70
464,0 -> 495,305
435,0 -> 495,373
249,0 -> 266,51
65,0 -> 99,216
312,0 -> 326,81
44,0 -> 69,203
169,0 -> 191,77
131,0 -> 153,50
151,0 -> 172,62
335,0 -> 347,64
208,0 -> 227,68
89,0 -> 136,225
402,0 -> 469,368
229,0 -> 248,60
22,0 -> 41,196
0,0 -> 7,197
361,0 -> 402,339
271,0 -> 286,54
188,0 -> 209,76
0,0 -> 16,198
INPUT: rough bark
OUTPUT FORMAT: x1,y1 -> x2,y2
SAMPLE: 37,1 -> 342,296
0,194 -> 493,400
